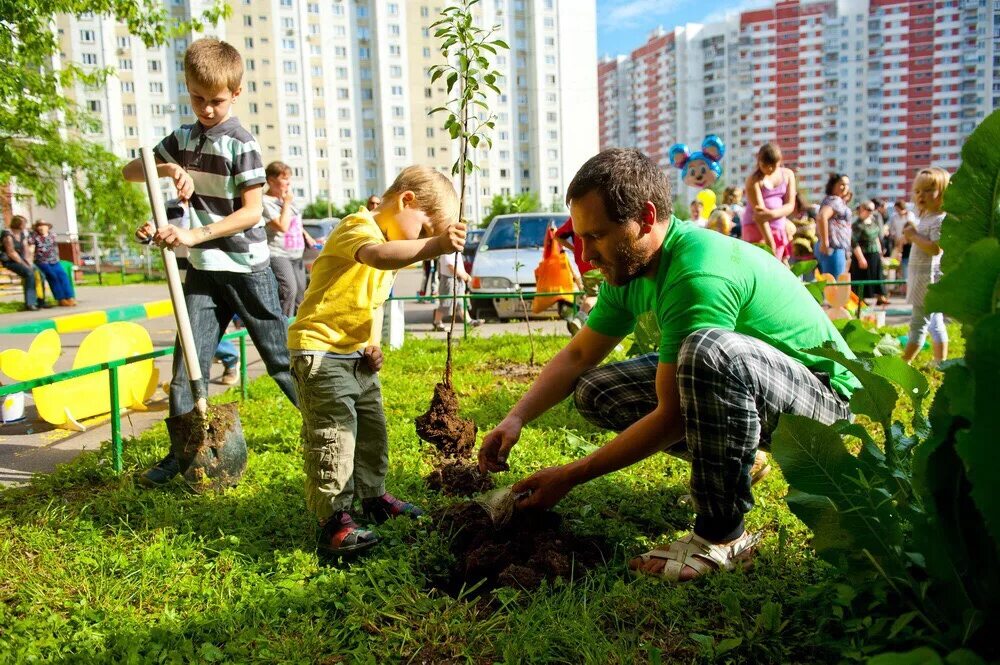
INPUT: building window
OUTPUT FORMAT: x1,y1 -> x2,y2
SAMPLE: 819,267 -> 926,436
80,30 -> 95,42
86,100 -> 101,112
149,82 -> 163,93
289,145 -> 303,155
286,103 -> 299,115
82,53 -> 98,65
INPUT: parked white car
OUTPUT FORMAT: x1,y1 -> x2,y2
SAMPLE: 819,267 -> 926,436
469,212 -> 571,320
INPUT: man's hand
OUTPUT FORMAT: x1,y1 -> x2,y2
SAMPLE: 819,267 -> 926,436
153,224 -> 196,249
512,465 -> 577,511
436,222 -> 467,255
362,345 -> 383,372
167,165 -> 194,201
478,415 -> 523,472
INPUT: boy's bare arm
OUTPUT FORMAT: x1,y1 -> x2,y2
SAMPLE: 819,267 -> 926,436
153,186 -> 265,248
122,157 -> 194,200
357,223 -> 466,271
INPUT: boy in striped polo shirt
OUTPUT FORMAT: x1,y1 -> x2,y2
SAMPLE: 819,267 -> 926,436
123,38 -> 298,488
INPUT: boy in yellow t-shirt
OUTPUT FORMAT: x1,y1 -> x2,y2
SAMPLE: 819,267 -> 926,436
289,166 -> 464,557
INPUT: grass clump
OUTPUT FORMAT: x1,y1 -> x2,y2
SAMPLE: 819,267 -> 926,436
0,332 -> 954,663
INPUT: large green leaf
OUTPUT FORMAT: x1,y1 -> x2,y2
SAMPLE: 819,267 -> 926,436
834,319 -> 883,356
772,415 -> 902,563
870,356 -> 930,431
925,238 -> 1000,327
939,109 -> 1000,272
955,313 -> 1000,548
809,347 -> 897,435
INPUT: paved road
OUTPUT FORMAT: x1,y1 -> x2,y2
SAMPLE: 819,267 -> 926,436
0,268 -> 570,485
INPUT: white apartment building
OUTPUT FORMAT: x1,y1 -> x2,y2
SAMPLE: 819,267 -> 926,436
599,0 -> 999,203
53,0 -> 598,226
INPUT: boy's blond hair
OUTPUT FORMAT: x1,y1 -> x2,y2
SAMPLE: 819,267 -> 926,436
912,167 -> 950,213
184,38 -> 243,93
706,209 -> 732,235
382,165 -> 459,230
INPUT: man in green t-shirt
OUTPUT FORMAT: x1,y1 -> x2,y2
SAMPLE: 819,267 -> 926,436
478,149 -> 859,583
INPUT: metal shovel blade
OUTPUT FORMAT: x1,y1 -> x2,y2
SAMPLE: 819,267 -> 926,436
166,402 -> 247,494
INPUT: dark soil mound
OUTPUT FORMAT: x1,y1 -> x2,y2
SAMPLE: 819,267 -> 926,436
415,382 -> 477,458
425,460 -> 494,497
431,502 -> 609,594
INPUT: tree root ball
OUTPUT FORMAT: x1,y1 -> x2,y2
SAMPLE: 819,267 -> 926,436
425,460 -> 494,497
430,501 -> 609,594
415,382 -> 477,459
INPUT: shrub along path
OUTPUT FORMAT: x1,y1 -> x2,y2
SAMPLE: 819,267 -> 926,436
0,332 -> 956,663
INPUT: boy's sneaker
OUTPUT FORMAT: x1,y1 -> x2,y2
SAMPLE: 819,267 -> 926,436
221,365 -> 239,385
361,492 -> 425,524
138,453 -> 180,488
318,511 -> 378,557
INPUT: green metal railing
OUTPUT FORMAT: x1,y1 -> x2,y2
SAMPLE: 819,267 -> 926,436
0,329 -> 250,473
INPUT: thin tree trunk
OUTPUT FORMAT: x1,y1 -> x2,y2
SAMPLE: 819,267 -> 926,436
444,72 -> 469,388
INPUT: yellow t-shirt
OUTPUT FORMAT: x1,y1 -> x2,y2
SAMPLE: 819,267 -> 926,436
288,209 -> 394,353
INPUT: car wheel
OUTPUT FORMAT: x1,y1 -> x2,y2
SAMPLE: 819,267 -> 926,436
470,299 -> 497,321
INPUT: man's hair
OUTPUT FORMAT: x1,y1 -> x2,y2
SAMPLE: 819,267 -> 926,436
9,215 -> 26,230
184,38 -> 243,93
825,173 -> 848,196
565,148 -> 672,225
894,200 -> 907,210
382,165 -> 459,229
265,161 -> 291,179
721,186 -> 742,205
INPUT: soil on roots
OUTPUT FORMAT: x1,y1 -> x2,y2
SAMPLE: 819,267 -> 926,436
425,460 -> 494,497
430,501 -> 610,594
415,382 -> 477,459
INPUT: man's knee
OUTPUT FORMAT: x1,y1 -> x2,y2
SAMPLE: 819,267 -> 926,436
677,328 -> 733,375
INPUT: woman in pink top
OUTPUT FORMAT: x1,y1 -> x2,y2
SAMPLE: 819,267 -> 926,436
741,143 -> 797,261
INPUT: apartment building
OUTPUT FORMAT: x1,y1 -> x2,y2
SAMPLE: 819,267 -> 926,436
598,0 -> 998,203
54,0 -> 598,224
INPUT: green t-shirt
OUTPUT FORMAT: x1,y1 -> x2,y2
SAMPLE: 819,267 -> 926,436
586,217 -> 861,398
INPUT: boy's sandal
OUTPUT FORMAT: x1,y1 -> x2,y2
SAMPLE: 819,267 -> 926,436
318,514 -> 379,558
629,530 -> 762,582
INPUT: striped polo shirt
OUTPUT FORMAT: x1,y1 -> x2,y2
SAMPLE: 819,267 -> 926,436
155,117 -> 268,273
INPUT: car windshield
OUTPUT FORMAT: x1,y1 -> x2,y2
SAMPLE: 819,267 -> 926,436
482,217 -> 558,250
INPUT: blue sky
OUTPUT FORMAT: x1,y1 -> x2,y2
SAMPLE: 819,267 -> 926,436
596,0 -> 771,58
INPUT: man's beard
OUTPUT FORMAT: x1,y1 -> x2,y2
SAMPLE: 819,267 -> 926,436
596,228 -> 649,286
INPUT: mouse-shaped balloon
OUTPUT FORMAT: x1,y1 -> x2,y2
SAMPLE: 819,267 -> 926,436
669,135 -> 725,189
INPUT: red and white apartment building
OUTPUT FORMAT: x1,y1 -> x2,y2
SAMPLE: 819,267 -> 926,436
598,0 -> 999,203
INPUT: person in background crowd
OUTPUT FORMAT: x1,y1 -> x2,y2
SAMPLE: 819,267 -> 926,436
888,200 -> 916,294
688,199 -> 705,227
1,215 -> 46,311
705,209 -> 733,236
432,247 -> 482,332
741,143 -> 797,261
902,167 -> 950,365
871,198 -> 889,255
31,219 -> 75,307
815,173 -> 854,277
849,201 -> 890,306
555,217 -> 598,335
720,186 -> 744,238
262,161 -> 310,318
366,195 -> 381,212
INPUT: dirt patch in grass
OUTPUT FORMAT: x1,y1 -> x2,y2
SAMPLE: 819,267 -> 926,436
415,382 -> 477,459
430,501 -> 609,594
485,361 -> 541,383
424,460 -> 494,497
166,402 -> 247,492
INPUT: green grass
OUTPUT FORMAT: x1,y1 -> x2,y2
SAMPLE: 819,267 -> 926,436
0,332 -> 955,663
77,272 -> 165,287
0,300 -> 24,314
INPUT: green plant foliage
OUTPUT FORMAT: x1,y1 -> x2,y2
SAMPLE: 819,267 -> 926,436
73,146 -> 150,240
0,0 -> 228,206
482,191 -> 542,226
301,198 -> 368,220
772,110 -> 1000,660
